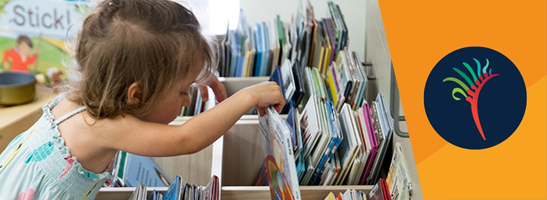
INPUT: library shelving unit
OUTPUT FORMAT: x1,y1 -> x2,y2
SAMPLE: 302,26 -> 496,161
95,77 -> 377,200
97,0 -> 423,198
96,74 -> 410,200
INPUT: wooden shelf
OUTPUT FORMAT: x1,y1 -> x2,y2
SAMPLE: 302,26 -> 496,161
97,119 -> 378,200
221,186 -> 373,200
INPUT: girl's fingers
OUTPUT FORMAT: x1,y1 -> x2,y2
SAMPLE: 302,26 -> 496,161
274,104 -> 283,114
210,76 -> 227,102
198,85 -> 209,102
257,107 -> 266,117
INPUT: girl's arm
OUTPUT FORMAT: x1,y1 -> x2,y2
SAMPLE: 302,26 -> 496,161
103,82 -> 284,157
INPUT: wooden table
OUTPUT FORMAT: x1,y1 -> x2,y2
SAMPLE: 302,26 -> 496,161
0,84 -> 58,151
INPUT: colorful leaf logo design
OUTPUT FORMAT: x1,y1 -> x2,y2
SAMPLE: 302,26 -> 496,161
443,58 -> 499,140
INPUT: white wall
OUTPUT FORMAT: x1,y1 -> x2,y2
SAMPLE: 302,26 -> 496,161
239,0 -> 366,61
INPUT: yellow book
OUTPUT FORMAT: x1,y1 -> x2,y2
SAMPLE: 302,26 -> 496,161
327,68 -> 338,105
325,192 -> 336,200
323,46 -> 331,76
318,47 -> 325,73
245,51 -> 253,77
335,50 -> 344,67
323,34 -> 332,76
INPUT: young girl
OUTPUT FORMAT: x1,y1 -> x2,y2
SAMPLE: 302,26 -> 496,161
0,0 -> 284,199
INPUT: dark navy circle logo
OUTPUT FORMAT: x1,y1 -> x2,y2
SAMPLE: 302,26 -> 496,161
424,47 -> 526,149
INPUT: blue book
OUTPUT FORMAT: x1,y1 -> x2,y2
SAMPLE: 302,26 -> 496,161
123,153 -> 171,187
313,102 -> 343,185
269,65 -> 286,100
286,107 -> 297,152
296,155 -> 306,182
162,175 -> 182,200
309,101 -> 340,185
147,190 -> 160,200
229,30 -> 239,77
261,22 -> 270,76
253,24 -> 262,77
235,56 -> 245,77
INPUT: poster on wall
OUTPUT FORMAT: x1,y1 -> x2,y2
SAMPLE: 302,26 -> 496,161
0,0 -> 94,84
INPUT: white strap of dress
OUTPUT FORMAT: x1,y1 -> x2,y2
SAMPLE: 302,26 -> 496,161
54,106 -> 87,125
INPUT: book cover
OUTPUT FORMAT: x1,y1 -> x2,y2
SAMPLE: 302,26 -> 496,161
259,106 -> 301,200
122,153 -> 171,188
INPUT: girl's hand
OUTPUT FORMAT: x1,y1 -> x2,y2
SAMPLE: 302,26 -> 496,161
241,81 -> 285,116
198,74 -> 227,103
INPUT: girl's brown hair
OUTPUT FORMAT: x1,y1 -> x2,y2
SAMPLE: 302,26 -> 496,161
70,0 -> 214,120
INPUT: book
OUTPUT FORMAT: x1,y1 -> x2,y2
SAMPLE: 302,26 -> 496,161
367,179 -> 391,200
325,192 -> 336,200
128,183 -> 147,200
270,65 -> 286,101
367,94 -> 393,185
333,104 -> 359,185
281,59 -> 296,104
360,103 -> 378,185
386,143 -> 412,200
147,190 -> 162,200
121,153 -> 171,187
131,174 -> 219,200
291,60 -> 306,106
309,101 -> 342,185
259,106 -> 301,200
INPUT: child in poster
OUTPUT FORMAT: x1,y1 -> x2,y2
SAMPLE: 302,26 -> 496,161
2,35 -> 39,72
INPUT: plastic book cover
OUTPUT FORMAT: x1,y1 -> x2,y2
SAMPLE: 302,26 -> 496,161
0,0 -> 93,84
265,155 -> 294,200
123,153 -> 171,187
162,175 -> 182,200
259,106 -> 301,200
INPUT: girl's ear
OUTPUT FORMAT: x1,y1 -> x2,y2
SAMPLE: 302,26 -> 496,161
127,82 -> 143,105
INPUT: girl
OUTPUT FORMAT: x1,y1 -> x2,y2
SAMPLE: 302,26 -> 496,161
0,0 -> 285,199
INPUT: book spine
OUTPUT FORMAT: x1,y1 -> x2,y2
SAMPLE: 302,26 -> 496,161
310,138 -> 336,185
282,128 -> 302,200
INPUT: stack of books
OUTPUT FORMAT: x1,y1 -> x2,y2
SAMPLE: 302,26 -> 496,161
128,175 -> 219,200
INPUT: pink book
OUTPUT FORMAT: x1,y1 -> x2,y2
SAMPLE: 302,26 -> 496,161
359,103 -> 378,185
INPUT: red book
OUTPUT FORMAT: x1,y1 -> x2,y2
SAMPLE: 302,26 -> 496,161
367,178 -> 391,200
336,192 -> 343,200
381,179 -> 392,200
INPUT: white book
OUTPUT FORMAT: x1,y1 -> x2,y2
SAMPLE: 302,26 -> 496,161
269,19 -> 280,72
342,189 -> 353,200
334,104 -> 358,185
300,96 -> 322,160
346,158 -> 362,185
260,107 -> 302,200
280,59 -> 296,101
281,22 -> 292,65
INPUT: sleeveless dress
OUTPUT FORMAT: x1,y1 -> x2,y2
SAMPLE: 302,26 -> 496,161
0,93 -> 111,199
